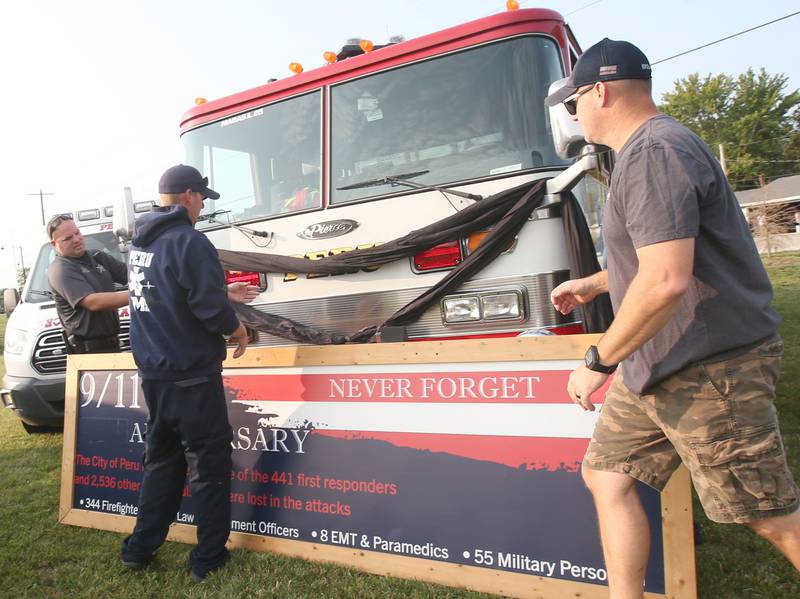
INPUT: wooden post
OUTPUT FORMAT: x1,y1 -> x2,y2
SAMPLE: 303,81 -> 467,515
759,174 -> 771,257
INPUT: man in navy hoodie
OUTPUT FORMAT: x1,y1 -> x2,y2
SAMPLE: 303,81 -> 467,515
120,164 -> 249,582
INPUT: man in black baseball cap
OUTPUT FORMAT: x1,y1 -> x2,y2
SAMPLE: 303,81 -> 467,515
158,164 -> 220,200
549,37 -> 800,598
545,38 -> 651,111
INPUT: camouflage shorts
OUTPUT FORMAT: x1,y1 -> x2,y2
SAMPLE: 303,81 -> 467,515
584,336 -> 799,524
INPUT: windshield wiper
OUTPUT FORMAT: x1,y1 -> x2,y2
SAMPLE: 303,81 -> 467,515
198,209 -> 231,223
338,169 -> 482,201
29,289 -> 53,297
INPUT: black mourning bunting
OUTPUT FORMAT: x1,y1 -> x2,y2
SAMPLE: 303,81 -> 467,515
219,178 -> 610,344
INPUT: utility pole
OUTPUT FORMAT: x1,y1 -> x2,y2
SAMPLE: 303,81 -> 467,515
26,188 -> 55,226
718,143 -> 727,176
759,174 -> 771,257
0,244 -> 26,286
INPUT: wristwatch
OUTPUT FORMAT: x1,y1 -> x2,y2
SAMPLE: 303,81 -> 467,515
584,345 -> 618,374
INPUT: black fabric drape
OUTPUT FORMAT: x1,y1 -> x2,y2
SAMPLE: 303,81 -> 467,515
226,179 -> 548,344
561,192 -> 614,333
217,178 -> 545,276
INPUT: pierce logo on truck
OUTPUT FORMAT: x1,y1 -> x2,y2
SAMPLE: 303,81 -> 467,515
297,219 -> 359,240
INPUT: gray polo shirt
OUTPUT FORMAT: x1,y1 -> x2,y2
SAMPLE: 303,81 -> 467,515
603,114 -> 780,394
48,250 -> 128,339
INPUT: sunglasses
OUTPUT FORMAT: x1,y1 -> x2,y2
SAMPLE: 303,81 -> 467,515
47,214 -> 74,239
562,86 -> 594,116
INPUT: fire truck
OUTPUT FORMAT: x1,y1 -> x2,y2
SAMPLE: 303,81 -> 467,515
170,7 -> 608,346
0,196 -> 155,431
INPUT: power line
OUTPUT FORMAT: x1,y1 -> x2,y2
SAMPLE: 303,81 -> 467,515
565,0 -> 606,17
519,0 -> 606,17
728,170 -> 800,185
652,10 -> 800,65
726,133 -> 800,150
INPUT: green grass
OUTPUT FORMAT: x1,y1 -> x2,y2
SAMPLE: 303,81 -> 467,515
1,256 -> 799,598
0,415 -> 489,599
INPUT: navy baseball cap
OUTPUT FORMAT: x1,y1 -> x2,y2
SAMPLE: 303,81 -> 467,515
158,164 -> 220,200
545,38 -> 651,107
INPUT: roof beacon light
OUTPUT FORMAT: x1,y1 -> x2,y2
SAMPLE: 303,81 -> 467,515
359,39 -> 374,52
195,97 -> 207,105
289,62 -> 303,74
506,0 -> 520,10
323,51 -> 337,64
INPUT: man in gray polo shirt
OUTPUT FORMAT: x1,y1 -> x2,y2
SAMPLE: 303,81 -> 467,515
547,39 -> 799,597
47,214 -> 129,353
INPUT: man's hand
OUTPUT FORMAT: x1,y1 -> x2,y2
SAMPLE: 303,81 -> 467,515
566,365 -> 609,411
229,323 -> 249,358
550,273 -> 606,315
227,282 -> 260,304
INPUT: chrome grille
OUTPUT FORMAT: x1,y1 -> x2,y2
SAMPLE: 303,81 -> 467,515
251,270 -> 578,347
32,320 -> 131,375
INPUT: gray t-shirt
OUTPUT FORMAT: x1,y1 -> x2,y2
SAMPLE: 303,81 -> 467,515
603,114 -> 780,393
48,250 -> 128,339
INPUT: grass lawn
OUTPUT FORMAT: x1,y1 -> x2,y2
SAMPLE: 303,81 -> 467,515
1,255 -> 799,598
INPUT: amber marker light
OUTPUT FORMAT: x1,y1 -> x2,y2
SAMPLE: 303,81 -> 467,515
195,97 -> 207,105
323,51 -> 337,64
466,230 -> 517,255
289,62 -> 303,74
359,39 -> 374,52
506,0 -> 520,9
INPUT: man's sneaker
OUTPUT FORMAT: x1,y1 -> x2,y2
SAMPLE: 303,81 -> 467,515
190,552 -> 230,583
190,569 -> 208,583
121,555 -> 153,571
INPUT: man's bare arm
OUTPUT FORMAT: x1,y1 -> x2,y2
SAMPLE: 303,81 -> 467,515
79,291 -> 130,312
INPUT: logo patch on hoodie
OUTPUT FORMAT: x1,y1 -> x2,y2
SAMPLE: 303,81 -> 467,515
128,250 -> 155,312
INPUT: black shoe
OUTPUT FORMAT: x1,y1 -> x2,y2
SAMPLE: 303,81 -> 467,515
122,555 -> 152,571
190,552 -> 230,583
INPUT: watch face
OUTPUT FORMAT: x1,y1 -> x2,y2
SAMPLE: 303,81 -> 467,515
585,346 -> 597,368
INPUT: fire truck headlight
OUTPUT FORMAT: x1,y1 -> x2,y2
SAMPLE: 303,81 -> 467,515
4,327 -> 28,355
442,296 -> 480,323
481,292 -> 522,320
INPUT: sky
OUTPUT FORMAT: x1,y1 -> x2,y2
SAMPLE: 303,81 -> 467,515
2,0 -> 798,288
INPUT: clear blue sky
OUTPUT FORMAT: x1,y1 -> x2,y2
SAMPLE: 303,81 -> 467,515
2,0 -> 798,287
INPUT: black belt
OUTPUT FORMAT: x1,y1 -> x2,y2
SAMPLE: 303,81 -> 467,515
66,335 -> 119,354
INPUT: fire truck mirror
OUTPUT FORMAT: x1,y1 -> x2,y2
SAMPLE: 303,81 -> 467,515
546,78 -> 588,160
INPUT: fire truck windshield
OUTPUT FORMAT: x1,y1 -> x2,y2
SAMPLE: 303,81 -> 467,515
331,36 -> 567,203
183,35 -> 567,227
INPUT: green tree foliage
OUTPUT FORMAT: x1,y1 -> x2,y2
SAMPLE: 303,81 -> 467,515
16,267 -> 29,290
660,68 -> 800,190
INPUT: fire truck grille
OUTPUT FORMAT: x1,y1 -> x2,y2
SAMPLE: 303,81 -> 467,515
249,270 -> 579,347
31,320 -> 131,375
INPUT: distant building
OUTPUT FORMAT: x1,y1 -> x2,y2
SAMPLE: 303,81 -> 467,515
735,174 -> 800,235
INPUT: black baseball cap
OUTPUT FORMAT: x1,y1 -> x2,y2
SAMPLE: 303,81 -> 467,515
158,164 -> 220,200
545,38 -> 651,107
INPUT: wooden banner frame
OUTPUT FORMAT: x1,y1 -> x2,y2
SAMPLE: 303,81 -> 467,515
60,335 -> 696,599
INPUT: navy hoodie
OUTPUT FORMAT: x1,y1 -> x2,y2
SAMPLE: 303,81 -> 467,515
128,205 -> 239,380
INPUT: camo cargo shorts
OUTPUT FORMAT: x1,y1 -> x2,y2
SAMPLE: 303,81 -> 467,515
584,335 -> 799,523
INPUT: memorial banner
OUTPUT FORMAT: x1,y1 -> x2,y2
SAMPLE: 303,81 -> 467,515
60,336 -> 696,599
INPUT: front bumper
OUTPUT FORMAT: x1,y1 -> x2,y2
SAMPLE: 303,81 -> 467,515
1,374 -> 65,428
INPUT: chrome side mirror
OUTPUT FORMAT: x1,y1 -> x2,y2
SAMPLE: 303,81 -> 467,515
547,78 -> 588,160
113,187 -> 136,247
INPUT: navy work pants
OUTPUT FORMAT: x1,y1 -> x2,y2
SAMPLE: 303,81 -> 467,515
121,373 -> 232,576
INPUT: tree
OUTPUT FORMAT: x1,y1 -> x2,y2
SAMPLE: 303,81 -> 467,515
660,69 -> 800,190
17,267 -> 29,290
